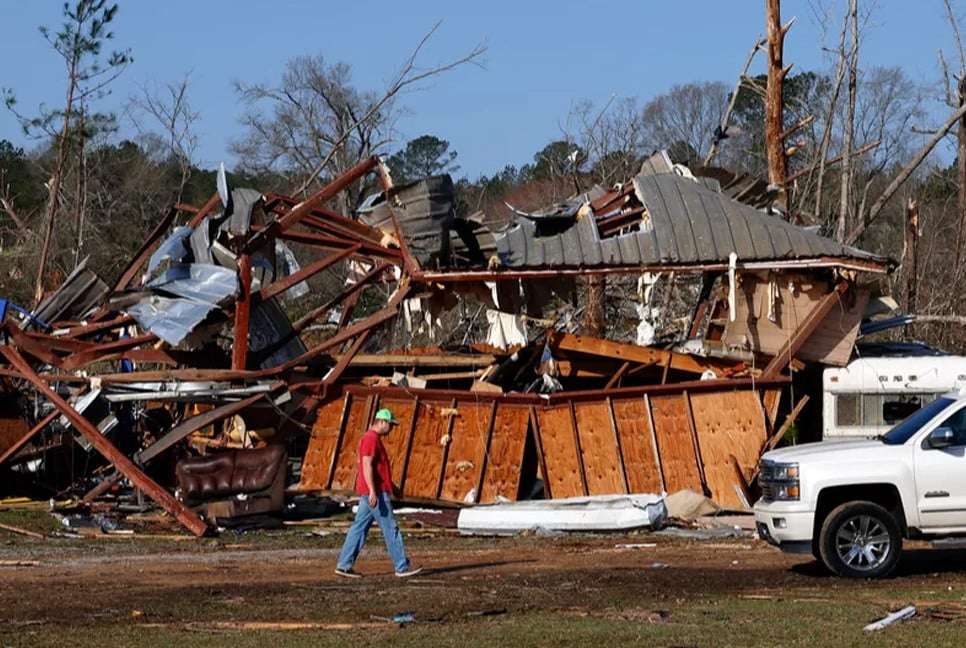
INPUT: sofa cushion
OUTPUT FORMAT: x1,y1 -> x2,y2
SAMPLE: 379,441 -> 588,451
177,445 -> 286,501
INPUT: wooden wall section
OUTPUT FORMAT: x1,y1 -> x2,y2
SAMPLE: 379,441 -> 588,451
298,381 -> 776,509
611,396 -> 663,494
478,405 -> 529,503
573,400 -> 625,495
533,403 -> 585,499
297,394 -> 348,491
649,394 -> 703,495
689,390 -> 767,508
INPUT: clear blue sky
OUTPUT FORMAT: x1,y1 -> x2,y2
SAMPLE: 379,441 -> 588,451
1,1 -> 962,180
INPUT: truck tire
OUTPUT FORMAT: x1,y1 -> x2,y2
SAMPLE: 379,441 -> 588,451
818,501 -> 902,578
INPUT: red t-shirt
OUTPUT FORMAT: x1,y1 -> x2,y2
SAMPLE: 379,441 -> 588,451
355,428 -> 393,495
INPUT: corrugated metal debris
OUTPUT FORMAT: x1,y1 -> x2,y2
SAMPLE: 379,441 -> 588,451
0,151 -> 894,535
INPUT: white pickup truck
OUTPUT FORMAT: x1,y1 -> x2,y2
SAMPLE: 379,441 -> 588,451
754,392 -> 966,578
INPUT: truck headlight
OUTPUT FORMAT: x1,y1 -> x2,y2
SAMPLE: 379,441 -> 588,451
759,461 -> 800,501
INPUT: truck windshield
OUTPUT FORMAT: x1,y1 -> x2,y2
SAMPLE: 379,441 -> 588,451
881,397 -> 955,445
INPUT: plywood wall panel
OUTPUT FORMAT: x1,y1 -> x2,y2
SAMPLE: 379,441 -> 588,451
611,397 -> 663,494
690,390 -> 767,509
439,401 -> 493,503
573,401 -> 625,495
478,404 -> 529,503
402,400 -> 450,498
296,395 -> 347,491
330,395 -> 373,491
535,404 -> 585,498
373,397 -> 419,489
649,394 -> 702,494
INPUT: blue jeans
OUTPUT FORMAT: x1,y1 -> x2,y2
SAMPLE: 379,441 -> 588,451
336,491 -> 411,573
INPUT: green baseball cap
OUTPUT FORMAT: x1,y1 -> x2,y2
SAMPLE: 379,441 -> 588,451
374,408 -> 399,425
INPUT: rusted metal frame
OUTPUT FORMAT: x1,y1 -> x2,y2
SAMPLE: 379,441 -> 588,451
257,244 -> 361,303
113,205 -> 179,291
232,253 -> 253,370
682,390 -> 711,498
643,394 -> 666,493
761,281 -> 851,379
0,407 -> 62,466
262,193 -> 389,246
292,262 -> 392,334
135,385 -> 284,465
245,155 -> 380,254
324,392 -> 354,490
529,406 -> 551,499
414,257 -> 892,283
434,399 -> 458,500
568,401 -> 589,496
396,396 -> 419,496
271,229 -> 402,265
314,330 -> 372,404
185,192 -> 223,228
471,401 -> 498,504
18,330 -> 95,354
275,290 -> 407,376
59,332 -> 158,371
60,314 -> 135,339
0,345 -> 208,536
4,325 -> 65,366
606,397 -> 631,494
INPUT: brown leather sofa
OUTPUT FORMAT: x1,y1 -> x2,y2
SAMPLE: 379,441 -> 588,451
176,444 -> 287,521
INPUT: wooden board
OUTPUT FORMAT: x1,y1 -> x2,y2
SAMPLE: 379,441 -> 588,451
648,394 -> 703,494
690,390 -> 768,509
372,397 -> 418,491
439,401 -> 493,503
534,404 -> 585,498
297,395 -> 348,491
401,400 -> 450,498
573,400 -> 625,495
611,397 -> 662,494
330,395 -> 372,491
478,404 -> 529,503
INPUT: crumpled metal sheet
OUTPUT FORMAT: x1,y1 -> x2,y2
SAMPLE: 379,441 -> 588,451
126,295 -> 215,346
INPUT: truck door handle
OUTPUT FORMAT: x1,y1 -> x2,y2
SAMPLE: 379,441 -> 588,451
925,491 -> 950,498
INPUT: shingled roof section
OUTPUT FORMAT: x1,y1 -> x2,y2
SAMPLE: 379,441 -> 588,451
492,172 -> 893,272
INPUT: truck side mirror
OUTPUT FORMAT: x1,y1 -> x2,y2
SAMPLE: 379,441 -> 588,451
927,426 -> 956,449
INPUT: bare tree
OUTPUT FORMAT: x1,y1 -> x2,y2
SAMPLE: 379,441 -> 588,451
3,0 -> 131,303
125,74 -> 200,204
231,22 -> 485,212
640,82 -> 731,166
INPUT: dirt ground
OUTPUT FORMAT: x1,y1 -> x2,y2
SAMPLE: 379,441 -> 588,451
4,516 -> 966,640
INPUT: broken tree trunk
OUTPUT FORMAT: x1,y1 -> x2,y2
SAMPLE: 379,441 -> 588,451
765,0 -> 792,192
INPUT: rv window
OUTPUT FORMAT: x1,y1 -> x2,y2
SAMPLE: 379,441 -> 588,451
836,393 -> 942,429
836,393 -> 860,426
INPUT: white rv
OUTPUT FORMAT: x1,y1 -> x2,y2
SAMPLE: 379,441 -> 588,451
822,354 -> 966,439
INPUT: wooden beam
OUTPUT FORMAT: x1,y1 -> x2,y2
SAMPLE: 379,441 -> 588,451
764,394 -> 810,452
549,332 -> 729,377
0,346 -> 208,536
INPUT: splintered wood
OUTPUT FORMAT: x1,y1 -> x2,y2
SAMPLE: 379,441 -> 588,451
299,384 -> 779,509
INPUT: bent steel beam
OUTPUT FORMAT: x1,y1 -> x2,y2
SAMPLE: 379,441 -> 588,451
0,346 -> 209,536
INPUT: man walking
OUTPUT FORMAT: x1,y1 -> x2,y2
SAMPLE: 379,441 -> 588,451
335,408 -> 422,578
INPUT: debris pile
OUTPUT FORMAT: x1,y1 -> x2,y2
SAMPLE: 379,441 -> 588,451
0,152 -> 894,535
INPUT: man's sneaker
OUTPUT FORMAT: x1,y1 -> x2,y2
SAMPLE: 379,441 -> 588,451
334,567 -> 362,579
395,566 -> 423,578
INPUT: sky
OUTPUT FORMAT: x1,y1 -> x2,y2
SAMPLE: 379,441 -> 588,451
1,1 -> 964,181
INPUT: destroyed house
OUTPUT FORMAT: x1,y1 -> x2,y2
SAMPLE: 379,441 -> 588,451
0,154 -> 893,534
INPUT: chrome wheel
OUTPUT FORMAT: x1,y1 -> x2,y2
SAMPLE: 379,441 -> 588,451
833,514 -> 892,572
